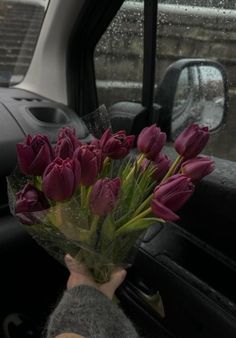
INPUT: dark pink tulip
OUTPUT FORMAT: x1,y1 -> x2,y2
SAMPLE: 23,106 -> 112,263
89,177 -> 121,216
141,153 -> 171,181
55,137 -> 74,159
57,127 -> 81,149
151,174 -> 194,221
16,134 -> 54,176
90,138 -> 101,148
74,144 -> 102,186
90,138 -> 107,163
43,157 -> 81,201
181,156 -> 215,182
137,124 -> 166,160
100,129 -> 135,159
15,183 -> 49,225
174,124 -> 209,159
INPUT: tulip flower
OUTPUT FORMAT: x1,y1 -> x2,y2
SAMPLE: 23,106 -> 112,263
151,174 -> 194,221
16,134 -> 54,176
100,129 -> 135,159
57,127 -> 81,149
43,157 -> 81,201
137,124 -> 166,160
181,156 -> 215,182
141,153 -> 171,182
74,144 -> 102,186
174,124 -> 209,159
15,183 -> 49,225
55,137 -> 74,159
89,177 -> 121,216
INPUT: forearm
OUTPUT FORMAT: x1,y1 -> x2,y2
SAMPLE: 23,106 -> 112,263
46,285 -> 139,338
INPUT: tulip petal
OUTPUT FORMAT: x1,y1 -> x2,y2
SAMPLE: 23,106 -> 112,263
164,189 -> 194,211
151,199 -> 180,222
16,144 -> 35,175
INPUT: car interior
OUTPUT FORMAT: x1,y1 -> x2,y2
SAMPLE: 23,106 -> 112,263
1,0 -> 236,337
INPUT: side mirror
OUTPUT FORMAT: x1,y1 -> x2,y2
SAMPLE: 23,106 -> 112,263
155,59 -> 228,140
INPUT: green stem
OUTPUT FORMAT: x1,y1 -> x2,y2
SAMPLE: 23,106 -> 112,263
90,215 -> 100,234
125,153 -> 145,182
133,194 -> 153,217
103,157 -> 110,167
80,185 -> 86,208
120,207 -> 152,229
85,186 -> 92,208
161,155 -> 183,183
34,176 -> 42,191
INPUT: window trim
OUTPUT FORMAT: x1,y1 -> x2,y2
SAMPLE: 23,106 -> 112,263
67,0 -> 125,116
142,0 -> 158,123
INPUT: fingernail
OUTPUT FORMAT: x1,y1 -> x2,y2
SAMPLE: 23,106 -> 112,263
65,254 -> 73,264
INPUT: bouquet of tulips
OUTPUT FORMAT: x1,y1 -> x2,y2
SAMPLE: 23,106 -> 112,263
7,119 -> 214,283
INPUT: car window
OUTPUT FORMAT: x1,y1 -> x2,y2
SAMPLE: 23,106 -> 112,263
156,1 -> 236,161
0,0 -> 49,86
94,0 -> 144,109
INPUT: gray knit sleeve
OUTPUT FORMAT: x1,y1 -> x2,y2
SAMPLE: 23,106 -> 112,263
46,285 -> 139,338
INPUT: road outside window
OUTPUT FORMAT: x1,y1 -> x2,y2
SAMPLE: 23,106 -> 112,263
94,0 -> 144,108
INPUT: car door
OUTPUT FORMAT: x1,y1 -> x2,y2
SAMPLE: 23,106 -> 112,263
93,1 -> 236,337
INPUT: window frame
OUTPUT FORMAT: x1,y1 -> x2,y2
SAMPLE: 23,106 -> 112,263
67,0 -> 158,126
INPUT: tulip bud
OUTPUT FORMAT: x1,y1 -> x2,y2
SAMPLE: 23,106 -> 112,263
137,125 -> 166,160
15,183 -> 49,225
43,157 -> 81,201
174,124 -> 209,159
100,129 -> 135,159
55,137 -> 74,159
57,127 -> 81,149
74,144 -> 102,186
151,174 -> 194,221
181,156 -> 215,182
141,153 -> 171,182
89,177 -> 121,216
16,135 -> 54,176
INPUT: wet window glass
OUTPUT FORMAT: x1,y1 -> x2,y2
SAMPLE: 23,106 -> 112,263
94,0 -> 144,109
0,0 -> 49,86
156,1 -> 236,160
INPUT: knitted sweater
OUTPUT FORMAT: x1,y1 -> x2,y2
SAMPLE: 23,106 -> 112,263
46,285 -> 139,338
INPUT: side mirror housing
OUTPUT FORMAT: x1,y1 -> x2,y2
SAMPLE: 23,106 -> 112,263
155,59 -> 229,140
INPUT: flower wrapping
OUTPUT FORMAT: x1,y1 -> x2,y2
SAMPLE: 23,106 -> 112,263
7,107 -> 214,283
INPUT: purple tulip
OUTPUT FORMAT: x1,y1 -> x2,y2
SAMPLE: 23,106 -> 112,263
55,137 -> 74,159
89,177 -> 121,216
74,144 -> 102,186
16,134 -> 54,176
137,125 -> 166,160
15,183 -> 49,225
57,127 -> 81,149
141,153 -> 171,181
43,157 -> 81,201
100,129 -> 135,159
181,156 -> 215,182
151,174 -> 194,221
174,124 -> 209,159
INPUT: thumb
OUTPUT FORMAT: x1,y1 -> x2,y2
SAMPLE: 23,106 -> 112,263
99,269 -> 127,299
64,254 -> 88,275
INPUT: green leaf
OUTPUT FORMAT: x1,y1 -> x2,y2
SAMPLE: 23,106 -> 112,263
116,217 -> 161,236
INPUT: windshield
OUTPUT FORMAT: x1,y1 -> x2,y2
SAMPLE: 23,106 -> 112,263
0,0 -> 49,87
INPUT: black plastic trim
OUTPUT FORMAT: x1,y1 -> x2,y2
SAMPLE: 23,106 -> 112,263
155,58 -> 229,139
142,0 -> 158,123
67,0 -> 124,116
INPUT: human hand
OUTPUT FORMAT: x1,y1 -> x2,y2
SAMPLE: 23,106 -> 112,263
64,254 -> 127,300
